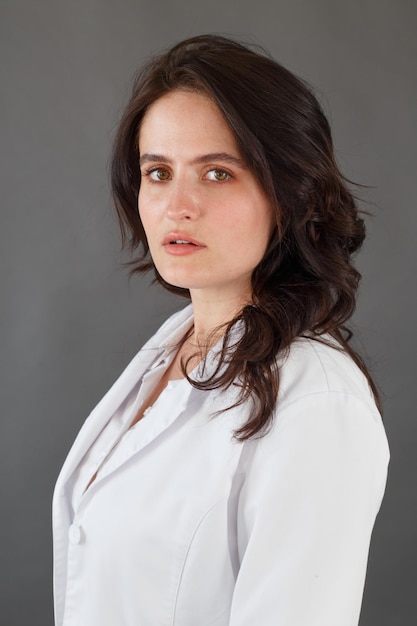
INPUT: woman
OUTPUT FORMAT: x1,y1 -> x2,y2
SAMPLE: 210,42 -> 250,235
53,35 -> 389,626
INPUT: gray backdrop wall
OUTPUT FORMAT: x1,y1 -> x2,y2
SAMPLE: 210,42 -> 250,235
1,0 -> 415,624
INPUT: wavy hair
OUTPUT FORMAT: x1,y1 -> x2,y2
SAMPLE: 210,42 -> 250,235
111,34 -> 380,440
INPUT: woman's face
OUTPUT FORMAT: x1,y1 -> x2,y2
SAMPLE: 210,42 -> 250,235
138,90 -> 274,303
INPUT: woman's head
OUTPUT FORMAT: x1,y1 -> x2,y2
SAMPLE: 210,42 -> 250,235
112,34 -> 364,334
111,34 -> 378,439
137,89 -> 274,304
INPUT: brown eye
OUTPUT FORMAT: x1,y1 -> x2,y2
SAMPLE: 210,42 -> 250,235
215,170 -> 228,181
149,168 -> 170,181
206,168 -> 231,182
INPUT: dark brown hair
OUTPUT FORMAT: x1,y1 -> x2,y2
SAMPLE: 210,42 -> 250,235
111,34 -> 380,440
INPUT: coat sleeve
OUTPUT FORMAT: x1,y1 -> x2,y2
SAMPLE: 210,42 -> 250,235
229,391 -> 389,626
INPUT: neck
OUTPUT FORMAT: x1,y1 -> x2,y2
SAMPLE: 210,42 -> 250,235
189,289 -> 252,345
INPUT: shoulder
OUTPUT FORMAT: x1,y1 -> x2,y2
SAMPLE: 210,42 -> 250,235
248,337 -> 389,500
265,336 -> 389,463
276,335 -> 379,416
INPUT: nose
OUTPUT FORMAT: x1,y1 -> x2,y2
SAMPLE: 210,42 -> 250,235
166,180 -> 200,221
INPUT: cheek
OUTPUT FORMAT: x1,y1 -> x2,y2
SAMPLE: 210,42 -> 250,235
137,212 -> 156,254
138,186 -> 165,235
256,199 -> 275,244
238,197 -> 274,244
137,194 -> 153,235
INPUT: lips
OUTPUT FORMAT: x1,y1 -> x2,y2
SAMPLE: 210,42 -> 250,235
162,232 -> 205,247
161,232 -> 206,256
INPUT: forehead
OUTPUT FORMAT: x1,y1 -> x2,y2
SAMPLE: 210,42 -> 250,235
138,90 -> 240,154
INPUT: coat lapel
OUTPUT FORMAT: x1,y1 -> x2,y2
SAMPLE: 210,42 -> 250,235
54,304 -> 194,494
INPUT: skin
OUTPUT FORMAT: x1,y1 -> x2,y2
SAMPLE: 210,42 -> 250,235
138,89 -> 274,345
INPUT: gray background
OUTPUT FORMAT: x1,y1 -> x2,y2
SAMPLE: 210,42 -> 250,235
1,0 -> 415,624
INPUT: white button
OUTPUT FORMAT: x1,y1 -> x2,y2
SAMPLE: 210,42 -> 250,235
69,524 -> 82,545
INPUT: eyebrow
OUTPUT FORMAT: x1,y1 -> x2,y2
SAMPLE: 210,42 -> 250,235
139,152 -> 247,168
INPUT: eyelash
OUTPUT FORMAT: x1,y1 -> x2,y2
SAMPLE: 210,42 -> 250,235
142,167 -> 233,183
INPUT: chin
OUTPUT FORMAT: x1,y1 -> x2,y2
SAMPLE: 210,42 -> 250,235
156,268 -> 207,291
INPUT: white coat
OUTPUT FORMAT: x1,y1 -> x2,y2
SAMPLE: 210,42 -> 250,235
52,304 -> 389,626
